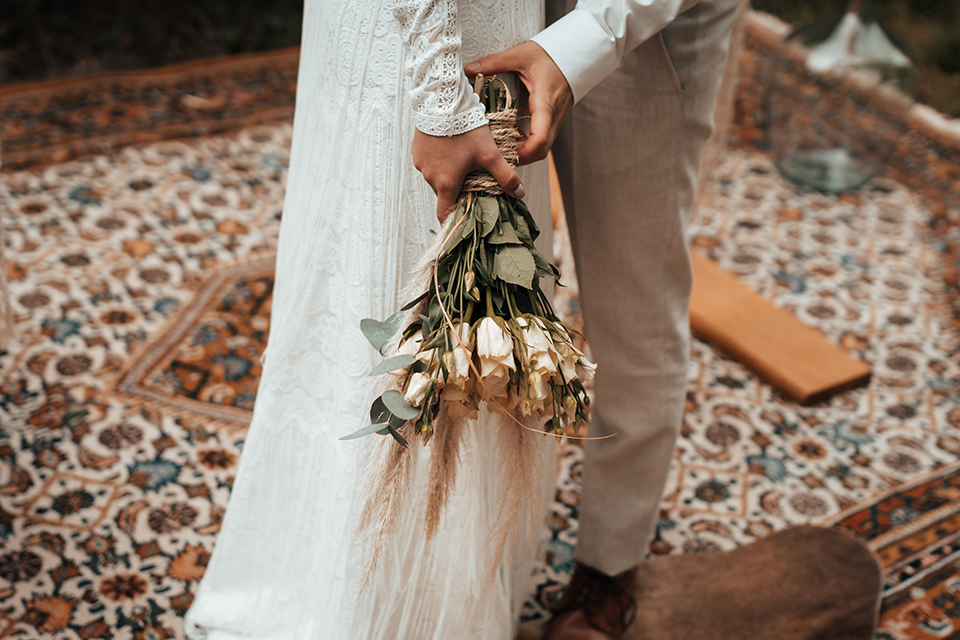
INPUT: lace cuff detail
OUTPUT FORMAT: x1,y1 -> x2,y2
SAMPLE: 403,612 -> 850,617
394,0 -> 487,138
414,104 -> 487,137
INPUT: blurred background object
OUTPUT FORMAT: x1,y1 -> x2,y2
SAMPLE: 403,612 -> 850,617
0,0 -> 304,84
0,221 -> 12,353
753,0 -> 959,118
0,0 -> 956,119
764,0 -> 919,192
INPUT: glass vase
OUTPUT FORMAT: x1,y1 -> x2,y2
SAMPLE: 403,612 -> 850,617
764,0 -> 917,193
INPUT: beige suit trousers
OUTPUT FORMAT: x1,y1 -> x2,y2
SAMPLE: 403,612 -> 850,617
547,0 -> 741,575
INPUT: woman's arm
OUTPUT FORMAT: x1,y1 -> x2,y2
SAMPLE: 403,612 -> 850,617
393,0 -> 487,137
393,0 -> 524,221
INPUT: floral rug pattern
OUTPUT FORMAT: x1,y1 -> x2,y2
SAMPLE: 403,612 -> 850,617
0,118 -> 959,639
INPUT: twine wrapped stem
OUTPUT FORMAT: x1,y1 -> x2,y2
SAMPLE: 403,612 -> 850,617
461,75 -> 520,196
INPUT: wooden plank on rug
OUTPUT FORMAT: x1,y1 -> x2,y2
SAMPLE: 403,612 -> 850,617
689,251 -> 871,405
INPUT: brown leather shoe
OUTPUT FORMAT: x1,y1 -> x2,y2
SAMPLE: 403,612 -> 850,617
542,563 -> 638,640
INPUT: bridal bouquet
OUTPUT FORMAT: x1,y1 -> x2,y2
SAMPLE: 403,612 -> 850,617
344,80 -> 594,449
347,79 -> 597,571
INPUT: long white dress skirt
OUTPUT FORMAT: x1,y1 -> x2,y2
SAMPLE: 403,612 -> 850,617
183,1 -> 554,638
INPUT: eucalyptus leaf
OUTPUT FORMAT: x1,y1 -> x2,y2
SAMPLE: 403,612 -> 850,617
360,309 -> 406,356
385,424 -> 409,447
382,389 -> 421,420
487,219 -> 521,245
382,310 -> 405,339
493,244 -> 536,289
339,422 -> 390,441
360,318 -> 393,355
371,397 -> 406,428
372,393 -> 413,429
370,396 -> 390,424
477,197 -> 500,237
369,354 -> 417,376
400,290 -> 429,311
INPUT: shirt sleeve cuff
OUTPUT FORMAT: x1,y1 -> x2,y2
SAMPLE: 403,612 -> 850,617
530,9 -> 620,104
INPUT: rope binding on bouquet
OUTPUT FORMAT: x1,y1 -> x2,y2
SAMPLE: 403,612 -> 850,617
449,74 -> 612,442
350,75 -> 615,585
461,74 -> 520,195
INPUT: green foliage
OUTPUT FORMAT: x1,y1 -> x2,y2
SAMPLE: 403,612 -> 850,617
753,0 -> 960,116
368,354 -> 417,377
360,311 -> 405,356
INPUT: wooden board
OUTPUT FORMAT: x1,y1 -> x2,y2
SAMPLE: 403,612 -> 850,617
689,251 -> 871,405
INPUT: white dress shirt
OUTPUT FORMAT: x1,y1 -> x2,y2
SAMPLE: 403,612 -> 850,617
395,0 -> 701,136
531,0 -> 701,104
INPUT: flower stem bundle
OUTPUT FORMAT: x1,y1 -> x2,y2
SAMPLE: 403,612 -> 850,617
347,79 -> 596,572
344,86 -> 594,448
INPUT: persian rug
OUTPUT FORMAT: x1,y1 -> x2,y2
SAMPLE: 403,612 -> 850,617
0,48 -> 299,173
4,124 -> 954,638
1,22 -> 960,638
833,462 -> 960,640
737,13 -> 960,332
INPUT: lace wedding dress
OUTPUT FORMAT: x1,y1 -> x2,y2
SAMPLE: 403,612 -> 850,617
184,1 -> 553,639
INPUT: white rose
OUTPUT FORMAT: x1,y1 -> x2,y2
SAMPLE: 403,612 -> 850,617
476,317 -> 515,399
404,371 -> 432,407
528,370 -> 549,403
417,348 -> 439,372
553,330 -> 583,382
392,336 -> 422,376
518,317 -> 558,379
575,357 -> 597,382
445,322 -> 473,389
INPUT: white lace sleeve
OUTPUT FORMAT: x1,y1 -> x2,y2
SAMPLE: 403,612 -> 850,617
393,0 -> 488,137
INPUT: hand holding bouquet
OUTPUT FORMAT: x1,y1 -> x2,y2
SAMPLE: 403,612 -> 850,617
348,79 -> 600,573
345,79 -> 595,449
